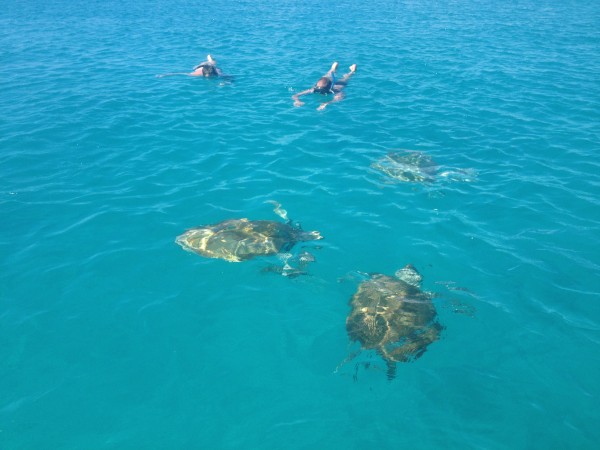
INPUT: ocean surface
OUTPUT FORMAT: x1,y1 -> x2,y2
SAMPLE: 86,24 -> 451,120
1,0 -> 599,448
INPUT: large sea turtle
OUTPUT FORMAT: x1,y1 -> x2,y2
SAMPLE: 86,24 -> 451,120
175,201 -> 322,263
345,264 -> 443,380
372,150 -> 476,183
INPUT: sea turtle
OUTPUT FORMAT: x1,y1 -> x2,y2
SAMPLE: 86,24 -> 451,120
175,201 -> 322,263
371,151 -> 438,182
372,150 -> 477,183
345,264 -> 443,380
261,250 -> 317,278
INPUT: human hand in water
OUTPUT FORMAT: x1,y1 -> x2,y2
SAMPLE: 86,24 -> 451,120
294,99 -> 305,107
317,103 -> 328,111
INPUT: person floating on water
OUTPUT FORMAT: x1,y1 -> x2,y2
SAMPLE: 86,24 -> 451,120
292,62 -> 357,110
157,54 -> 229,79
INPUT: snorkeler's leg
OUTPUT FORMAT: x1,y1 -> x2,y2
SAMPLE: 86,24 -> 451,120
337,64 -> 357,83
323,61 -> 339,78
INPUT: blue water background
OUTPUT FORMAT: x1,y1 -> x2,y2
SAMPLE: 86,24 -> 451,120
1,0 -> 599,448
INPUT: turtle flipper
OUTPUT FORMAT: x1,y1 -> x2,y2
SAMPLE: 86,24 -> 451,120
334,349 -> 361,375
265,200 -> 289,222
385,360 -> 397,381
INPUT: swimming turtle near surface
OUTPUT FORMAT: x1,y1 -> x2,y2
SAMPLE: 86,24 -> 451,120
371,150 -> 477,183
175,201 -> 323,263
344,264 -> 444,380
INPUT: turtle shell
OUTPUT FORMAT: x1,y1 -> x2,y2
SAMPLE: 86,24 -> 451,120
176,218 -> 321,262
346,272 -> 442,377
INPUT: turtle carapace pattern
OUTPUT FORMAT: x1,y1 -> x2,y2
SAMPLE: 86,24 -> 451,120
346,264 -> 443,379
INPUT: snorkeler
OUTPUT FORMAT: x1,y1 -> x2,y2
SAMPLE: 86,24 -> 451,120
292,62 -> 357,110
157,54 -> 225,78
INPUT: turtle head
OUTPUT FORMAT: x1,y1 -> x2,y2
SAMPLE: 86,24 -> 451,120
175,227 -> 213,253
298,230 -> 323,241
394,264 -> 422,287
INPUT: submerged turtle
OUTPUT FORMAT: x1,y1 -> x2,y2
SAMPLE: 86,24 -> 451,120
372,150 -> 476,183
345,264 -> 443,380
261,250 -> 317,278
175,201 -> 322,263
372,151 -> 438,182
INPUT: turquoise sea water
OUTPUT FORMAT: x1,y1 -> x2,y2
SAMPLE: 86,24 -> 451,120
2,0 -> 599,448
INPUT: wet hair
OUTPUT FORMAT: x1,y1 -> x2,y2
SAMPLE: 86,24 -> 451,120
200,63 -> 217,76
313,77 -> 332,94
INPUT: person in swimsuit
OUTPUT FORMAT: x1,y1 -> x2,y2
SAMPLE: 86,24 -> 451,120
292,62 -> 357,110
157,54 -> 225,78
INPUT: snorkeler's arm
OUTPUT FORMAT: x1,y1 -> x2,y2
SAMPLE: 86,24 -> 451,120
317,92 -> 345,110
292,88 -> 314,107
156,72 -> 192,78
